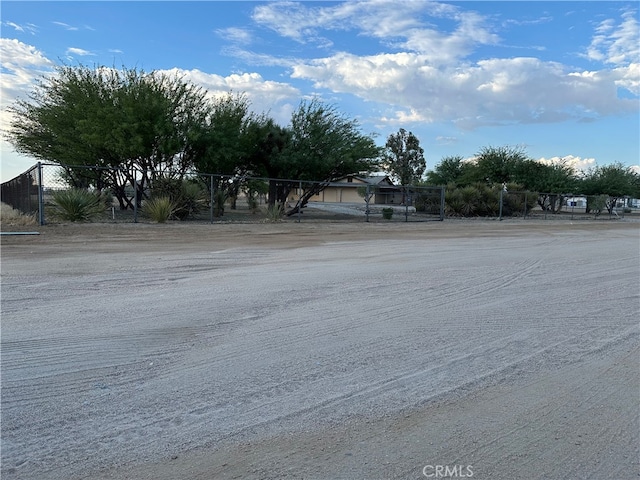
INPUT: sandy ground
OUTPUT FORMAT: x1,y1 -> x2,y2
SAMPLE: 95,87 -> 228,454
1,219 -> 639,480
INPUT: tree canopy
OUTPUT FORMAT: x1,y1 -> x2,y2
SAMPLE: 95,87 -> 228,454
381,128 -> 426,186
426,155 -> 471,186
6,65 -> 210,208
273,99 -> 381,214
5,66 -> 381,214
580,163 -> 640,213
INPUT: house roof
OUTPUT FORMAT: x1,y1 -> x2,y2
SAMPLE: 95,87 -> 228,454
332,174 -> 395,186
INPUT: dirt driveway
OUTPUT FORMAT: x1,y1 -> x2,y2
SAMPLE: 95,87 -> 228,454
1,219 -> 638,479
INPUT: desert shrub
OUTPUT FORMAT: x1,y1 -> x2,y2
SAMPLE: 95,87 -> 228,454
476,185 -> 497,216
49,188 -> 106,222
504,193 -> 525,216
445,188 -> 465,216
382,207 -> 394,219
264,204 -> 283,222
587,195 -> 608,216
413,192 -> 441,214
0,202 -> 37,226
213,189 -> 228,217
149,177 -> 206,220
458,185 -> 481,216
243,180 -> 268,214
445,183 -> 537,217
247,196 -> 259,212
142,196 -> 175,223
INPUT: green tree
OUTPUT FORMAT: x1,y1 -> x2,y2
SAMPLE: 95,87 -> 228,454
580,163 -> 640,213
472,145 -> 529,185
192,92 -> 252,176
513,160 -> 577,212
6,65 -> 210,210
275,99 -> 380,215
189,92 -> 246,214
426,155 -> 473,186
382,128 -> 426,186
242,117 -> 291,208
513,160 -> 576,193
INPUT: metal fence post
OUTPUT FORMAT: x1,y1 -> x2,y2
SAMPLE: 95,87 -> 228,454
37,162 -> 45,225
297,181 -> 302,223
133,175 -> 138,223
498,188 -> 504,221
210,175 -> 214,224
404,186 -> 409,222
365,184 -> 370,222
439,186 -> 445,221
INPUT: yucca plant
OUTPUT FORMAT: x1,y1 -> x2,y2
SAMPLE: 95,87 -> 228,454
265,204 -> 283,222
458,185 -> 481,216
142,196 -> 175,223
445,188 -> 464,216
477,184 -> 500,216
150,177 -> 206,220
50,188 -> 106,222
213,189 -> 228,217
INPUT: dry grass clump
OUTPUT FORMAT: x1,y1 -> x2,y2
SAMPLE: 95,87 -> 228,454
142,196 -> 176,223
0,202 -> 37,226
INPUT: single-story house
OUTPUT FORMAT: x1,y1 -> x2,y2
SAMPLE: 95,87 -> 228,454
305,174 -> 404,204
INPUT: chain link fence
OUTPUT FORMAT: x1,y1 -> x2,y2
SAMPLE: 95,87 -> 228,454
496,190 -> 637,220
1,163 -> 446,225
3,163 -> 636,225
0,163 -> 44,224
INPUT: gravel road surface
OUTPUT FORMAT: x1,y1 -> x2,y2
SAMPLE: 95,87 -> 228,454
1,220 -> 638,479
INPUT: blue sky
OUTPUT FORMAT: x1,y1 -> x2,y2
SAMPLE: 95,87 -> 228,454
1,1 -> 639,182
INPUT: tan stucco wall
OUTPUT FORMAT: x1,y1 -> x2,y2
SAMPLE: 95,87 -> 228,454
309,188 -> 365,203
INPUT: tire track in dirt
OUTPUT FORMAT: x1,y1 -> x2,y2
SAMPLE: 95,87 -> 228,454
2,224 -> 638,480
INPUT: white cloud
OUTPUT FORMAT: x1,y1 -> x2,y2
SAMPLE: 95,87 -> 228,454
0,39 -> 53,110
66,47 -> 95,56
53,21 -> 79,31
221,45 -> 298,68
379,107 -> 431,125
291,52 -> 638,130
240,1 -> 639,130
612,62 -> 640,95
251,0 -> 498,65
435,136 -> 458,145
503,15 -> 554,28
252,1 -> 333,44
3,21 -> 38,35
158,68 -> 300,125
537,155 -> 596,173
585,9 -> 640,65
4,21 -> 24,32
217,27 -> 253,45
0,39 -> 54,181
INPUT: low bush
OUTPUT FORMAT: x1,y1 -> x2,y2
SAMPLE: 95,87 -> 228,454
264,204 -> 283,222
445,183 -> 536,218
142,196 -> 175,223
149,177 -> 207,220
0,202 -> 37,226
49,188 -> 106,222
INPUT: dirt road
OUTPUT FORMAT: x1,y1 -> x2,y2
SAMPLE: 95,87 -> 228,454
1,219 -> 638,479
